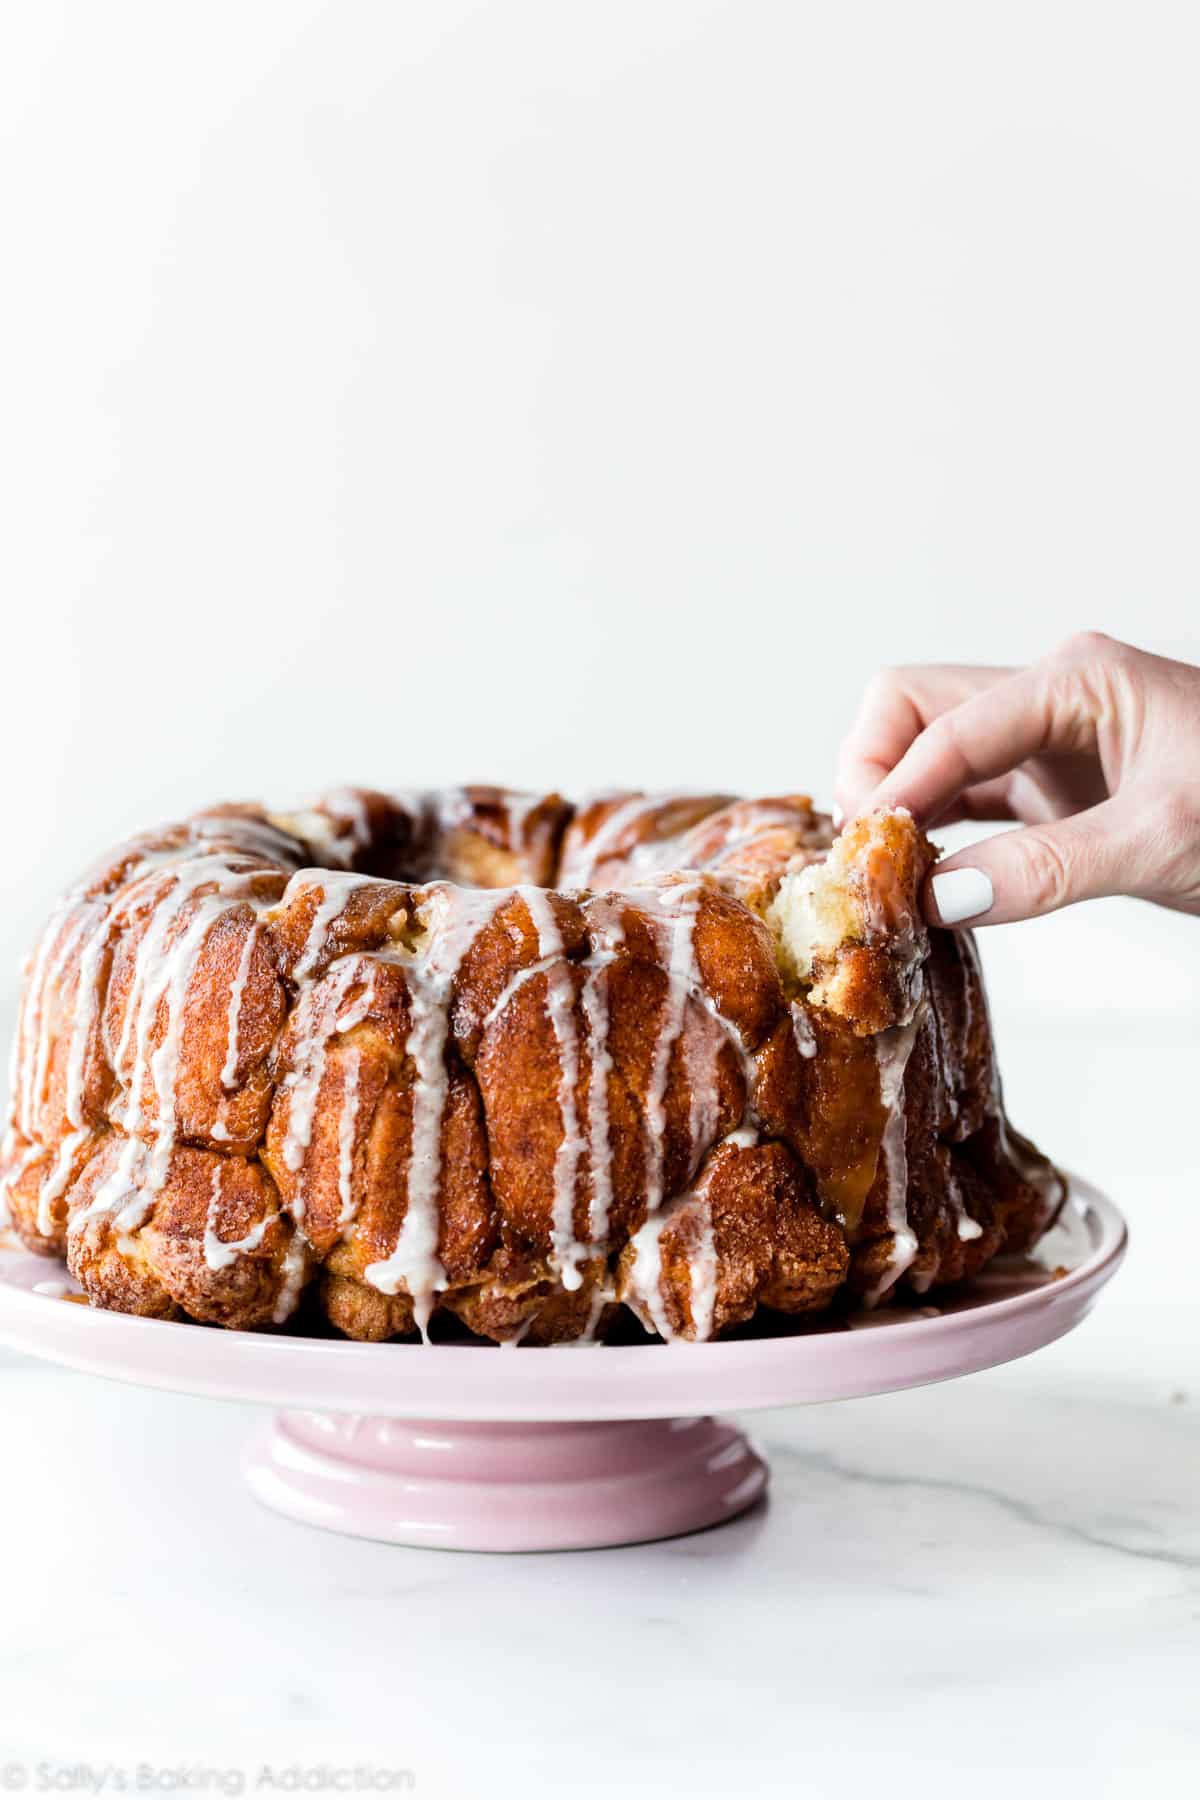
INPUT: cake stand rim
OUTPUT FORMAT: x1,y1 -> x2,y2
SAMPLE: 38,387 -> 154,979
0,1171 -> 1126,1420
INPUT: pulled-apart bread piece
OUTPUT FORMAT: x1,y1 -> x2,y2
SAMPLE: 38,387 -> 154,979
0,787 -> 1064,1342
767,808 -> 929,1035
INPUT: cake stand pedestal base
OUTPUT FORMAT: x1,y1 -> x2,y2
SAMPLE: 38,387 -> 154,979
242,1411 -> 768,1552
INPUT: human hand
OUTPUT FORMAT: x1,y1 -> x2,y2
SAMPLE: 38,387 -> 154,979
835,632 -> 1200,928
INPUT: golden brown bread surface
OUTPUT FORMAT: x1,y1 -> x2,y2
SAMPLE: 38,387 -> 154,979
0,788 -> 1065,1341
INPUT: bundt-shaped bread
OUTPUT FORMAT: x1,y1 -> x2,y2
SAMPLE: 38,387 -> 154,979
0,787 -> 1064,1342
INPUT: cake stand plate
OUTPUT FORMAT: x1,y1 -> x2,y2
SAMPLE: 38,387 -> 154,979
0,1175 -> 1125,1552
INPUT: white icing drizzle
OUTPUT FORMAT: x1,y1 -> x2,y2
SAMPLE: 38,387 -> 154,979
219,921 -> 260,1090
500,790 -> 547,849
336,1047 -> 362,1226
292,870 -> 376,983
623,1127 -> 752,1342
16,896 -> 77,1139
278,957 -> 371,1189
638,884 -> 701,1219
15,821 -> 522,1329
479,895 -> 626,1260
862,1004 -> 925,1305
191,813 -> 306,865
25,907 -> 93,1140
63,910 -> 112,1128
427,786 -> 473,829
9,829 -> 284,1192
202,1159 -> 272,1272
518,887 -> 587,1290
74,1134 -> 152,1236
143,896 -> 238,1191
35,1127 -> 90,1237
16,847 -> 181,1144
580,908 -> 623,1245
63,844 -> 278,1241
560,792 -> 688,885
789,999 -> 818,1059
687,1194 -> 718,1341
673,800 -> 821,872
363,887 -> 510,1335
572,1279 -> 612,1346
12,914 -> 57,1137
209,914 -> 263,1147
481,955 -> 562,1027
682,1002 -> 728,1179
269,809 -> 356,872
480,881 -> 726,1308
112,858 -> 238,1120
627,1205 -> 677,1339
496,1313 -> 536,1350
320,787 -> 374,861
937,1158 -> 982,1256
861,808 -> 919,947
626,1159 -> 726,1346
274,867 -> 387,1214
271,1233 -> 310,1324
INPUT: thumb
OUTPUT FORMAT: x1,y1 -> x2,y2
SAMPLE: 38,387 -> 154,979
924,797 -> 1145,928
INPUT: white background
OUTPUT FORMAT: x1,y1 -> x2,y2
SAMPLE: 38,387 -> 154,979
1,5 -> 1197,1793
2,2 -> 1198,1013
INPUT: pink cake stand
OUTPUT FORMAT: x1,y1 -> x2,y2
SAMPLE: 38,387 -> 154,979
0,1175 -> 1125,1552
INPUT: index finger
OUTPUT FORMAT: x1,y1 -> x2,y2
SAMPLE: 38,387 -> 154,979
835,664 -> 1014,818
869,660 -> 1101,825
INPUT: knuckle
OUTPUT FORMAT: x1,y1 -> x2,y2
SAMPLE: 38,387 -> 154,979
1152,788 -> 1200,900
921,706 -> 953,743
863,666 -> 905,707
924,709 -> 968,766
1052,629 -> 1131,668
1150,786 -> 1199,848
1039,636 -> 1135,747
1016,830 -> 1074,912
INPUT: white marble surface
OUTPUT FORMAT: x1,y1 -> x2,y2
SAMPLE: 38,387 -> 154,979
1,1022 -> 1197,1798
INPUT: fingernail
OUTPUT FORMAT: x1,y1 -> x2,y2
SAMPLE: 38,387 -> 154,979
832,803 -> 845,829
930,867 -> 994,925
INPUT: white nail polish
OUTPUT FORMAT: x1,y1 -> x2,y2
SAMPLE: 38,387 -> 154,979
832,803 -> 845,830
931,867 -> 994,926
